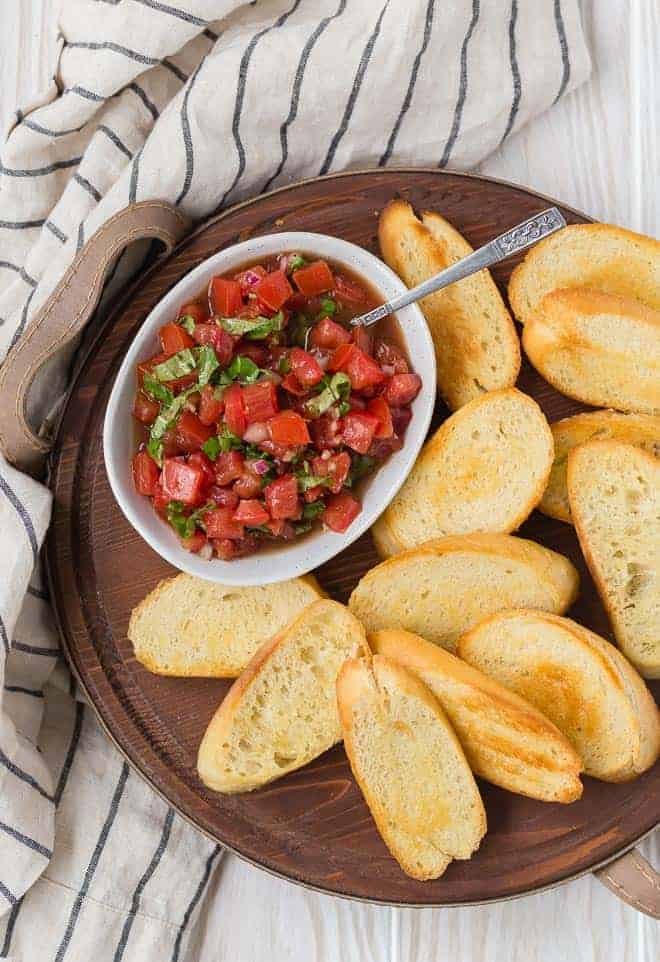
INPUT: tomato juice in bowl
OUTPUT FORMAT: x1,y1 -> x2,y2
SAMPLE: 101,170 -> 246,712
104,232 -> 435,585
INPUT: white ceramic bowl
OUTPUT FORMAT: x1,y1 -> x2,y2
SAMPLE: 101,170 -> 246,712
103,232 -> 436,585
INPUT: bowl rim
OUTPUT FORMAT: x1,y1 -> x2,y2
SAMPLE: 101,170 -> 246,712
102,230 -> 436,585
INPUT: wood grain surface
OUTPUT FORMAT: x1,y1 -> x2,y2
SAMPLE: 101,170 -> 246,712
46,169 -> 659,907
4,2 -> 659,959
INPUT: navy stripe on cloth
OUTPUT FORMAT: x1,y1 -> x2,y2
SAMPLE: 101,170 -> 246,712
553,0 -> 571,102
0,896 -> 23,954
54,702 -> 85,807
500,0 -> 521,144
54,763 -> 130,962
0,882 -> 18,906
45,219 -> 68,243
171,845 -> 221,961
0,746 -> 53,801
134,0 -> 209,27
97,124 -> 133,159
74,172 -> 102,202
0,612 -> 9,654
320,0 -> 390,175
0,819 -> 52,860
12,641 -> 58,657
9,286 -> 37,351
112,809 -> 175,961
0,217 -> 45,230
439,0 -> 481,168
0,472 -> 39,564
127,83 -> 159,122
262,0 -> 348,192
4,685 -> 44,698
175,58 -> 207,206
22,118 -> 86,138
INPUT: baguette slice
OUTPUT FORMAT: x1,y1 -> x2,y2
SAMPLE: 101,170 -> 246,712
129,573 -> 324,677
378,199 -> 520,410
508,222 -> 660,324
541,411 -> 660,523
337,653 -> 486,880
370,629 -> 582,802
348,534 -> 579,653
371,388 -> 554,558
568,441 -> 660,678
522,288 -> 660,415
458,610 -> 660,781
197,600 -> 367,792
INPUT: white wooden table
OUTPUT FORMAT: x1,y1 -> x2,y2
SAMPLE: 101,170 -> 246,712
2,2 -> 658,960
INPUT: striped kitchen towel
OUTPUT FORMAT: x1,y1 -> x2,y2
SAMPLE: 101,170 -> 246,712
0,2 -> 590,959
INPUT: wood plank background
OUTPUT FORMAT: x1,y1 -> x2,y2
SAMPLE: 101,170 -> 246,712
1,2 -> 658,960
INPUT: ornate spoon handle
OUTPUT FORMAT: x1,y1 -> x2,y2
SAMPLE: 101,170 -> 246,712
351,207 -> 566,327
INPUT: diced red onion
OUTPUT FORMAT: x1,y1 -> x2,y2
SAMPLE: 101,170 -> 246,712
313,351 -> 330,370
320,449 -> 331,461
241,269 -> 263,288
242,422 -> 269,443
199,542 -> 213,561
382,364 -> 395,376
252,459 -> 271,476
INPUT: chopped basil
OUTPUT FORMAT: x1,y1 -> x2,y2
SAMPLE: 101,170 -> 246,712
296,471 -> 331,493
146,436 -> 164,467
151,348 -> 196,381
202,425 -> 242,460
179,314 -> 196,334
277,353 -> 291,375
243,443 -> 273,461
142,373 -> 174,406
317,298 -> 336,318
338,400 -> 351,417
218,310 -> 284,340
346,454 -> 376,487
303,372 -> 351,418
166,500 -> 212,539
302,500 -> 325,520
291,312 -> 314,349
225,355 -> 262,383
287,253 -> 306,273
293,520 -> 313,535
196,345 -> 219,386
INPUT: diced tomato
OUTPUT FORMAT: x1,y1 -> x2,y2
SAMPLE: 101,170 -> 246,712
180,530 -> 208,553
152,482 -> 170,515
281,372 -> 308,397
334,274 -> 367,305
175,411 -> 213,453
205,506 -> 244,540
198,384 -> 224,426
264,474 -> 301,520
331,343 -> 385,391
352,324 -> 373,355
233,472 -> 263,498
328,342 -> 355,372
178,302 -> 208,325
187,450 -> 215,488
311,451 -> 351,494
214,450 -> 244,486
238,298 -> 270,320
322,491 -> 361,533
235,265 -> 266,296
382,373 -> 422,406
209,277 -> 243,317
132,450 -> 160,496
369,435 -> 403,460
349,395 -> 366,411
309,414 -> 342,449
374,338 -> 409,374
390,406 -> 413,436
255,270 -> 293,311
366,397 -> 394,438
208,485 -> 239,509
266,517 -> 286,536
235,342 -> 269,367
310,316 -> 352,350
192,324 -> 234,366
292,260 -> 335,297
289,347 -> 323,388
341,412 -> 379,454
304,485 -> 324,503
223,383 -> 247,436
267,410 -> 310,446
159,322 -> 195,356
233,499 -> 270,526
137,352 -> 169,387
159,426 -> 180,458
242,380 -> 279,425
161,458 -> 205,505
213,538 -> 237,560
132,392 -> 159,425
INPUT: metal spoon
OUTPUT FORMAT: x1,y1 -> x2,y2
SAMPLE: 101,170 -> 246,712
350,207 -> 566,327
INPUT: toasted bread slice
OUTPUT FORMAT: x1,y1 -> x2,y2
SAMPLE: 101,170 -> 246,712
348,534 -> 579,653
128,573 -> 324,677
568,441 -> 660,678
371,388 -> 554,558
508,223 -> 660,324
197,600 -> 367,792
370,629 -> 582,802
541,411 -> 660,523
522,288 -> 660,415
337,653 -> 486,880
458,610 -> 660,781
378,199 -> 520,410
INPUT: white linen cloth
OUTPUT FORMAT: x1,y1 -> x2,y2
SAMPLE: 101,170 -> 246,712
0,2 -> 590,958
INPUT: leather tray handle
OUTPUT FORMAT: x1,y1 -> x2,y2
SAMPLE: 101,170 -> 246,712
595,848 -> 660,918
0,200 -> 190,477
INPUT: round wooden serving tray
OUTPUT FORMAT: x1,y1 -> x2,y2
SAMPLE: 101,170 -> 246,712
47,169 -> 659,906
